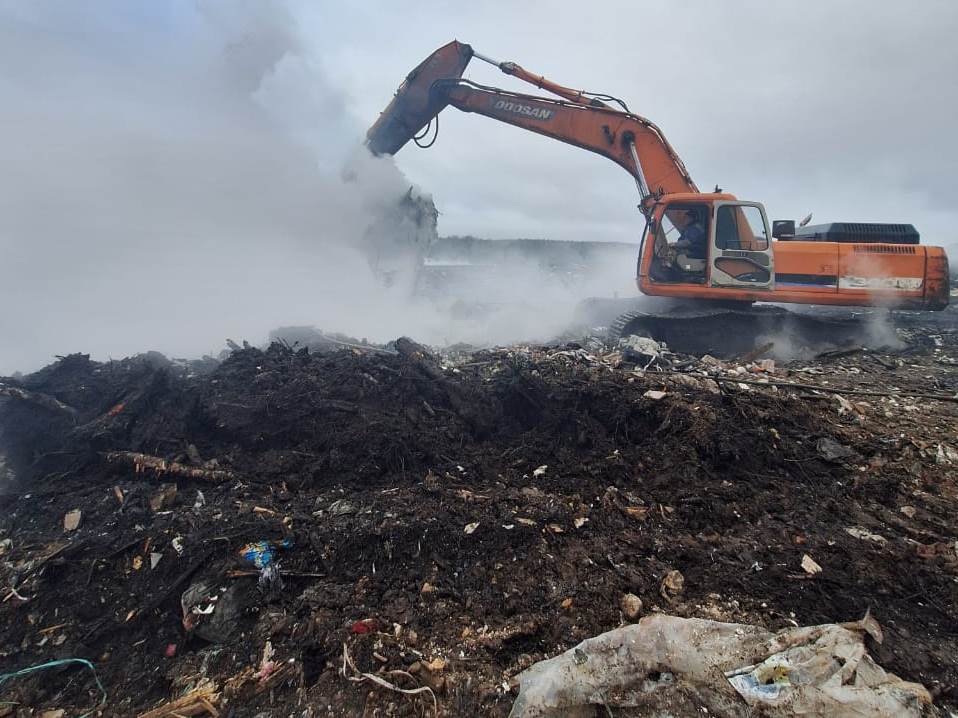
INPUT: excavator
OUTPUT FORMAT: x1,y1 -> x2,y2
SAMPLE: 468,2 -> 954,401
366,41 -> 950,355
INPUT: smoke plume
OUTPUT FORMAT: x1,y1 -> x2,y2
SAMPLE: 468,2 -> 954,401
0,1 -> 637,374
0,2 -> 412,373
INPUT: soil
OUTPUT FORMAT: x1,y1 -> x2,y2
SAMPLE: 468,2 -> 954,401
1,321 -> 956,717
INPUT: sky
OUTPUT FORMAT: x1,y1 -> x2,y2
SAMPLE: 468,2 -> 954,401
0,1 -> 956,373
319,1 -> 958,242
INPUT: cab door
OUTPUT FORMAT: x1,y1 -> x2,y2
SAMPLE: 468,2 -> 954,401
709,202 -> 775,291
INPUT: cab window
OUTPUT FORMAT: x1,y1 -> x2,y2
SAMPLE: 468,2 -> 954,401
655,208 -> 679,245
716,205 -> 769,251
657,205 -> 708,247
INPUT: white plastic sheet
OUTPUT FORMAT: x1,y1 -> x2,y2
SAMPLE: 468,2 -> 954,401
509,614 -> 931,717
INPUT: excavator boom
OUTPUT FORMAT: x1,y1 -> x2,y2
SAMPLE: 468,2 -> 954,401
367,41 -> 697,206
441,82 -> 698,199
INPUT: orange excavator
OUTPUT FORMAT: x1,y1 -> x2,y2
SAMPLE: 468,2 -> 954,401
367,41 -> 950,353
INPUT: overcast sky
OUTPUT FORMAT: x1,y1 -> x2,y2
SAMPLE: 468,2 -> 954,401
325,0 -> 958,242
1,1 -> 956,373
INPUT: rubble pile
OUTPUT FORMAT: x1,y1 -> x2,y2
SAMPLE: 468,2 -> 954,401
0,328 -> 956,716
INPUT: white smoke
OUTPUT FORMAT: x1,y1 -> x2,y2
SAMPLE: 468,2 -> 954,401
0,2 -> 405,373
0,2 -> 638,374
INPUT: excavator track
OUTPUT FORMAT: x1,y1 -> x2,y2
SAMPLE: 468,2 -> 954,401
607,303 -> 885,358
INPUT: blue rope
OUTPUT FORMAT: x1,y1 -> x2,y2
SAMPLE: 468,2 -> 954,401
0,658 -> 107,718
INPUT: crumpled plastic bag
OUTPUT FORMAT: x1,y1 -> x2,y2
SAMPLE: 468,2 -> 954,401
619,335 -> 665,366
509,613 -> 931,717
238,538 -> 292,569
180,580 -> 247,644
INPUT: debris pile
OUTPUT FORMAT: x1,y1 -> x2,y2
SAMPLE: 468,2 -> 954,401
0,327 -> 956,716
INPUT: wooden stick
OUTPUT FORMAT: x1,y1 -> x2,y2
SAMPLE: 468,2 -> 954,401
136,680 -> 220,718
38,622 -> 70,634
103,452 -> 235,482
639,369 -> 958,403
735,341 -> 775,363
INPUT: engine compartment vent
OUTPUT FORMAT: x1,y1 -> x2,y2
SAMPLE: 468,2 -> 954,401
794,222 -> 919,245
852,244 -> 917,254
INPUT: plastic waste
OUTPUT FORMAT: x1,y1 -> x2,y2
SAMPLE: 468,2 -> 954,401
509,613 -> 931,718
619,335 -> 664,366
257,562 -> 284,595
180,580 -> 246,643
239,538 -> 292,569
351,618 -> 380,634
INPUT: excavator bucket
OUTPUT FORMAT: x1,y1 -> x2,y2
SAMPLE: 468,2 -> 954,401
366,41 -> 473,156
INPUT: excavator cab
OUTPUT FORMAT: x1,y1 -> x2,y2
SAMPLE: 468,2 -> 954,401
642,195 -> 775,299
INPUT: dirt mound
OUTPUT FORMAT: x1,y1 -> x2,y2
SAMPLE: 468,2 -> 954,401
1,339 -> 956,716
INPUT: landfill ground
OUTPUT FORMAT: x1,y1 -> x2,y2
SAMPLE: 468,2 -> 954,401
1,309 -> 957,717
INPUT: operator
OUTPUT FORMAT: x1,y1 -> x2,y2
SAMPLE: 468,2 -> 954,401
673,210 -> 707,260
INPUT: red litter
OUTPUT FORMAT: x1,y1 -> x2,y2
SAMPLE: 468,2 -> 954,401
351,618 -> 379,634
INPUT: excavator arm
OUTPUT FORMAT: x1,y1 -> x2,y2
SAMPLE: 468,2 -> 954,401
366,41 -> 697,212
